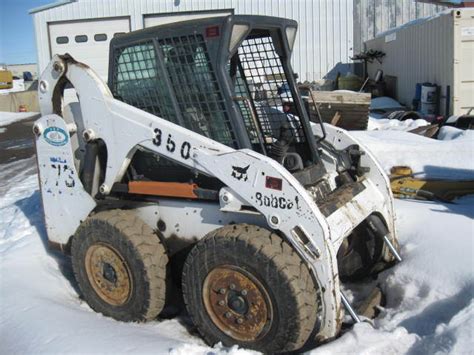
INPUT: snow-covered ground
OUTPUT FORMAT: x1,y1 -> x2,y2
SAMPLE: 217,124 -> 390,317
367,116 -> 429,131
353,128 -> 474,180
1,128 -> 473,353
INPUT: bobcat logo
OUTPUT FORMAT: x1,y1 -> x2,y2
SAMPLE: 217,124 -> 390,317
231,165 -> 250,182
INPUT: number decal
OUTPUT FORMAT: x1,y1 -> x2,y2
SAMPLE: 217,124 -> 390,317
152,127 -> 192,160
166,134 -> 176,153
181,141 -> 191,160
153,128 -> 162,147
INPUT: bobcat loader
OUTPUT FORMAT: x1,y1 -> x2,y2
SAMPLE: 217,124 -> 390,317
34,15 -> 401,353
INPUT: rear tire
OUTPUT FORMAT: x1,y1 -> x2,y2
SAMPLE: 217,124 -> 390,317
182,224 -> 319,353
71,209 -> 168,321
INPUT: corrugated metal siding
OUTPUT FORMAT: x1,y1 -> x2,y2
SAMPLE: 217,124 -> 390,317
33,0 -> 355,82
455,9 -> 474,114
353,0 -> 448,54
365,10 -> 457,115
32,0 -> 451,82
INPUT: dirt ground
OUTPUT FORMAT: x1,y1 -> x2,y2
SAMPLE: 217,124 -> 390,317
0,114 -> 39,164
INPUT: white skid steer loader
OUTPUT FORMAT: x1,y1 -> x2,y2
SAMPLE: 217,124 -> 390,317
34,15 -> 401,353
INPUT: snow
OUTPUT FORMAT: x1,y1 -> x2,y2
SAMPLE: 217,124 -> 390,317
368,97 -> 429,131
1,131 -> 473,354
352,130 -> 474,180
367,116 -> 429,131
0,111 -> 39,127
437,126 -> 474,141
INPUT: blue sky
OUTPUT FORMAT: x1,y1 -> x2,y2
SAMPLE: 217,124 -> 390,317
0,0 -> 52,64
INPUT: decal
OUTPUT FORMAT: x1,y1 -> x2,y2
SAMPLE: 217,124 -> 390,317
152,127 -> 192,160
255,192 -> 300,210
50,157 -> 67,164
181,142 -> 191,159
51,162 -> 75,188
265,176 -> 283,191
166,134 -> 176,153
43,127 -> 68,146
231,165 -> 250,181
153,128 -> 162,146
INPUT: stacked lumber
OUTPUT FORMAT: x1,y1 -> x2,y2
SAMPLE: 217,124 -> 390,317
306,90 -> 371,130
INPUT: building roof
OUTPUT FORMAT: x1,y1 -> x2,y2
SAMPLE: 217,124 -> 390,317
29,0 -> 75,14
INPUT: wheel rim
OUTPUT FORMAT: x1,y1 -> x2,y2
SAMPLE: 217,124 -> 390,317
85,243 -> 132,306
202,265 -> 273,342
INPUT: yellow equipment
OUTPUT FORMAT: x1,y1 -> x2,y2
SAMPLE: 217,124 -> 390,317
390,166 -> 474,202
0,70 -> 13,90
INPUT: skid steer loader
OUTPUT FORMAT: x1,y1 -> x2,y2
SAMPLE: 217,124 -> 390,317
34,15 -> 401,353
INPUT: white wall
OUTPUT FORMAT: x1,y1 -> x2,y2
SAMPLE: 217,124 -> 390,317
353,0 -> 447,53
32,0 -> 354,82
32,0 -> 448,82
365,8 -> 474,116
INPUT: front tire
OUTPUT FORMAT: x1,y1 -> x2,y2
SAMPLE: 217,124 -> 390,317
337,221 -> 384,281
71,209 -> 168,321
182,224 -> 319,353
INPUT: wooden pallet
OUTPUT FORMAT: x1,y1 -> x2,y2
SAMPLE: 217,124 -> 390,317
306,90 -> 371,130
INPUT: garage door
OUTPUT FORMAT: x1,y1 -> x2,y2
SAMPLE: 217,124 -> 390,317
49,17 -> 130,80
144,10 -> 232,28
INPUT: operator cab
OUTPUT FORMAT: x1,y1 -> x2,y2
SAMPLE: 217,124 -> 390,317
108,15 -> 327,189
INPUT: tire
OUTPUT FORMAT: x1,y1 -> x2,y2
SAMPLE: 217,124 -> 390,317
182,224 -> 319,353
71,209 -> 168,321
337,221 -> 384,281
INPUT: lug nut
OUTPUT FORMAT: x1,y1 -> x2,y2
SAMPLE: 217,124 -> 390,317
219,288 -> 226,294
241,289 -> 248,296
236,318 -> 243,324
218,300 -> 225,306
225,312 -> 232,319
229,284 -> 236,290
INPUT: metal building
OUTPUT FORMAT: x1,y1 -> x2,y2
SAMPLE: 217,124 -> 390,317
30,0 -> 446,82
365,8 -> 474,116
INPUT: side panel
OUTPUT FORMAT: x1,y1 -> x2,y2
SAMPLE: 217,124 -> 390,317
35,114 -> 96,244
135,200 -> 266,255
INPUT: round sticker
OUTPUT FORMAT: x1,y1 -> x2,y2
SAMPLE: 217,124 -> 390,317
43,126 -> 68,146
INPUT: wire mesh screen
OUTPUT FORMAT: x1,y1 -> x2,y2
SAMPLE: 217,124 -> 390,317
112,41 -> 178,124
237,36 -> 305,145
233,73 -> 261,146
158,35 -> 236,147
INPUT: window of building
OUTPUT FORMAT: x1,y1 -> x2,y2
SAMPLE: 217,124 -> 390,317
94,33 -> 107,42
56,36 -> 69,44
75,35 -> 88,43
